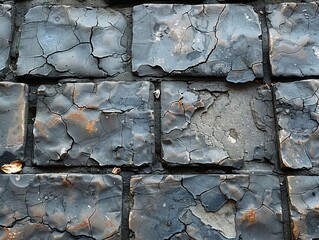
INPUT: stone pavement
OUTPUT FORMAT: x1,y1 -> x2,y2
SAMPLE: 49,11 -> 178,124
0,0 -> 319,239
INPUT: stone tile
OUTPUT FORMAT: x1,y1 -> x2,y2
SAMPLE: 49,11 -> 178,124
267,3 -> 319,77
16,5 -> 128,78
274,80 -> 319,169
33,81 -> 154,166
0,4 -> 13,76
287,176 -> 319,240
0,82 -> 28,161
132,4 -> 263,83
130,174 -> 283,240
161,81 -> 276,168
0,174 -> 122,239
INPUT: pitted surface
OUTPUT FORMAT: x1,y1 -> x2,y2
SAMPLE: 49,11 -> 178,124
287,176 -> 319,240
0,4 -> 12,76
130,174 -> 283,240
16,5 -> 129,78
0,82 -> 28,161
274,80 -> 319,169
33,81 -> 154,166
267,3 -> 319,77
0,174 -> 122,239
161,81 -> 276,167
132,4 -> 263,83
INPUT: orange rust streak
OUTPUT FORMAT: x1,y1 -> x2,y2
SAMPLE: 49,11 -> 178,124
242,209 -> 256,225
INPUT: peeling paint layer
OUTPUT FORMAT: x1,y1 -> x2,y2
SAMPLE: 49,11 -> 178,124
161,81 -> 276,168
132,4 -> 263,83
0,4 -> 12,75
17,5 -> 128,78
0,174 -> 122,239
287,176 -> 319,240
267,3 -> 319,77
129,175 -> 283,240
0,82 -> 28,161
274,80 -> 319,169
33,81 -> 154,166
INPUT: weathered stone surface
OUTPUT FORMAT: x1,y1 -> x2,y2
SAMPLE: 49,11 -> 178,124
287,176 -> 319,240
34,81 -> 154,166
161,81 -> 276,168
274,80 -> 319,169
0,82 -> 28,161
0,174 -> 122,239
0,4 -> 12,75
16,5 -> 128,78
132,4 -> 263,83
130,174 -> 283,240
267,3 -> 319,77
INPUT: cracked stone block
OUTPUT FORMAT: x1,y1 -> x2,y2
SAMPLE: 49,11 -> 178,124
132,4 -> 263,83
274,80 -> 319,169
130,174 -> 283,240
161,81 -> 276,168
0,4 -> 12,76
287,176 -> 319,240
34,81 -> 154,166
16,5 -> 128,78
0,82 -> 28,160
0,174 -> 122,239
267,3 -> 319,77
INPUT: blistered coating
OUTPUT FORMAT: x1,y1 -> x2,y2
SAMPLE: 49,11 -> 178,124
0,82 -> 28,160
33,81 -> 154,166
129,174 -> 283,239
0,174 -> 122,239
0,4 -> 12,75
274,80 -> 319,169
132,4 -> 263,83
16,5 -> 128,78
161,81 -> 276,168
267,3 -> 319,77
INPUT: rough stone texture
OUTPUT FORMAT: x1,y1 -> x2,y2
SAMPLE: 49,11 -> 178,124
274,80 -> 319,169
130,174 -> 283,240
0,174 -> 122,239
287,176 -> 319,240
16,5 -> 128,77
132,4 -> 263,83
0,4 -> 12,76
33,81 -> 154,166
267,3 -> 319,77
0,82 -> 28,161
161,81 -> 276,168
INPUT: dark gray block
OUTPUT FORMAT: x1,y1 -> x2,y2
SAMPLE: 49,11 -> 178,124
130,175 -> 283,240
274,80 -> 319,169
0,4 -> 12,75
267,3 -> 319,77
0,82 -> 28,161
0,174 -> 122,239
33,81 -> 154,166
16,5 -> 128,78
161,81 -> 276,168
287,176 -> 319,240
132,4 -> 263,83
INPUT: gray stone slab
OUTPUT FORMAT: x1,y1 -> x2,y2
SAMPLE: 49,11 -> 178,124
0,82 -> 28,161
287,176 -> 319,240
130,174 -> 283,240
33,81 -> 154,166
16,5 -> 128,78
0,174 -> 122,239
267,3 -> 319,77
0,4 -> 12,76
161,81 -> 276,168
274,80 -> 319,169
132,4 -> 263,83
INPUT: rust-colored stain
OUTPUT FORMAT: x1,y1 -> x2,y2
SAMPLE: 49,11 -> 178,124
242,209 -> 256,225
34,121 -> 49,139
69,221 -> 90,231
292,220 -> 299,240
64,109 -> 98,134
